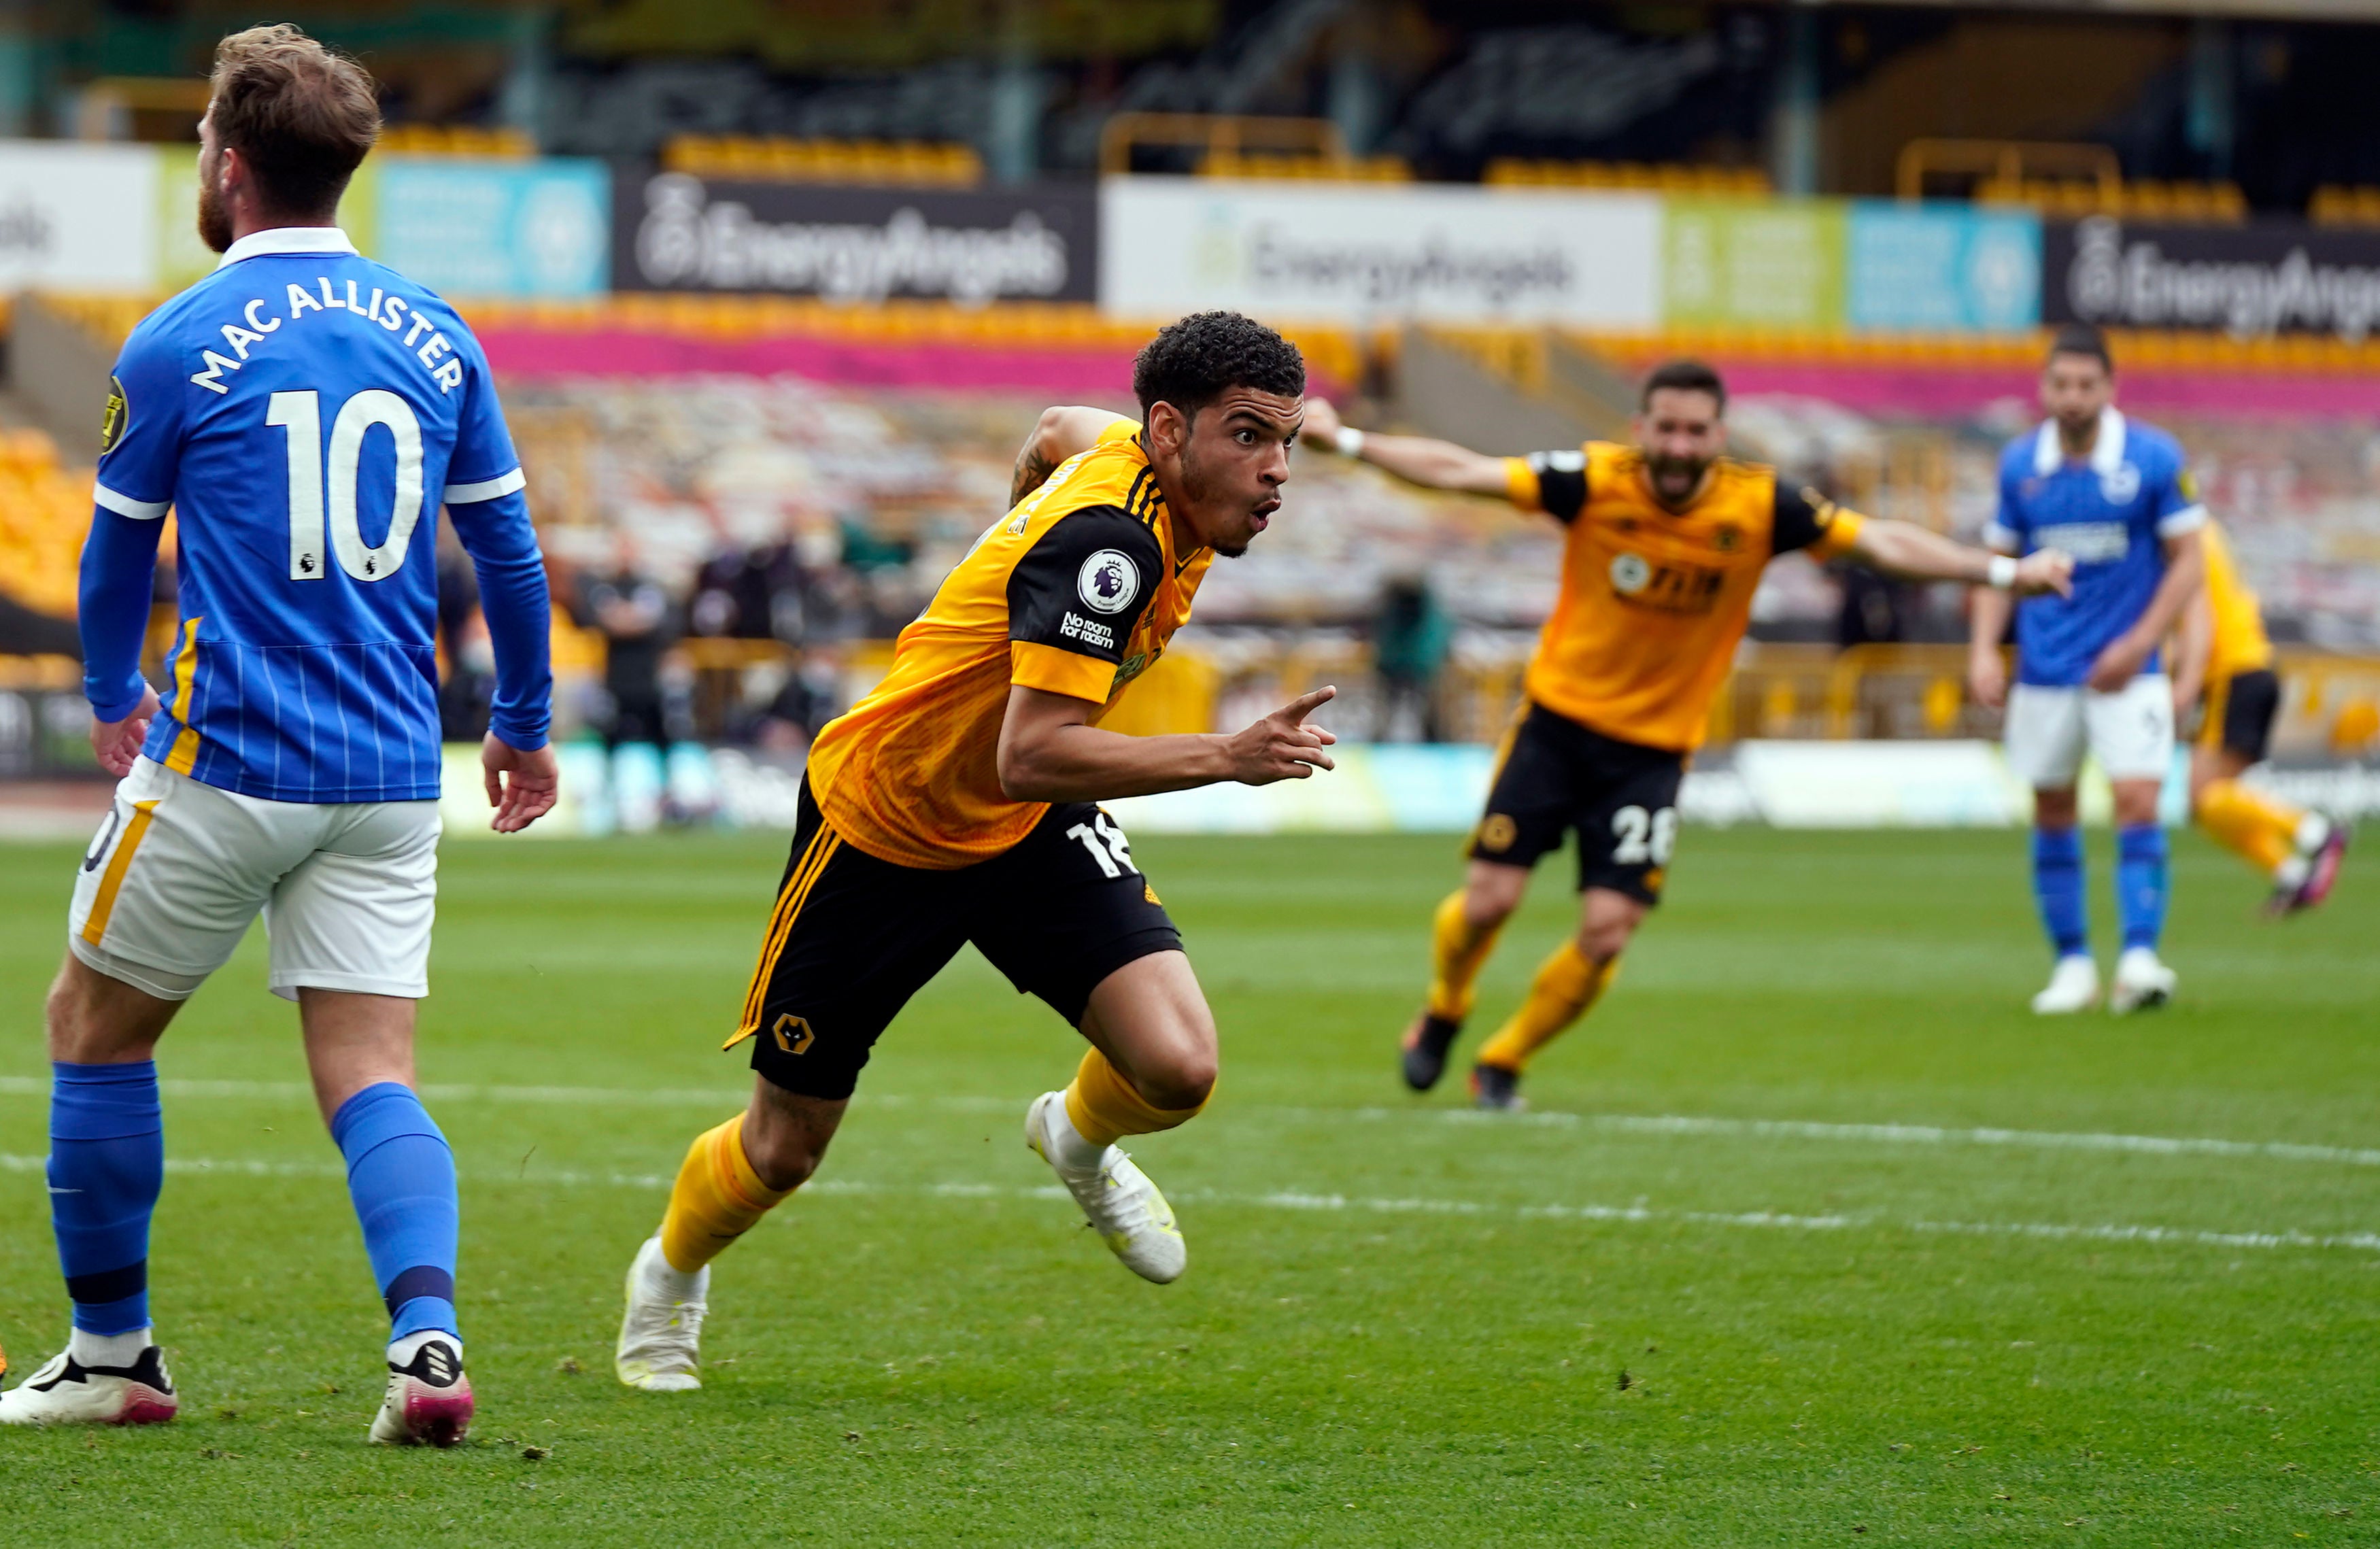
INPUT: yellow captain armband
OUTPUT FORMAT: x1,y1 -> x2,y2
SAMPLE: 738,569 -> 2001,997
1503,456 -> 1541,511
1812,505 -> 1867,560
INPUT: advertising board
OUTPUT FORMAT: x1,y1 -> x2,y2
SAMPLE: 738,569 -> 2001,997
1099,175 -> 1660,327
616,170 -> 1097,305
1847,203 -> 2040,332
1663,199 -> 1845,330
0,143 -> 158,292
375,156 -> 610,299
2045,216 -> 2380,341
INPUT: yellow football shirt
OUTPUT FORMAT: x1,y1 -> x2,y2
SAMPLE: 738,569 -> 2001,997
1501,443 -> 1866,752
804,419 -> 1212,869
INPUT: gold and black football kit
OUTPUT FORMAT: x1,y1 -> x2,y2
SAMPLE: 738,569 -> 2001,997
732,419 -> 1206,1100
2196,518 -> 2280,762
1476,443 -> 1866,901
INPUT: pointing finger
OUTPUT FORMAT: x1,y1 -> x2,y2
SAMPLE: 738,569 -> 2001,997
1278,685 -> 1337,723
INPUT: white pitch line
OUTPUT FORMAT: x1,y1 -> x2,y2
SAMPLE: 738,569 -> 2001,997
1,1153 -> 2374,1258
3,1074 -> 2376,1171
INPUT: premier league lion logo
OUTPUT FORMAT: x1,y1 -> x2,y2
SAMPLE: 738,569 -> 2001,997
1077,549 -> 1140,615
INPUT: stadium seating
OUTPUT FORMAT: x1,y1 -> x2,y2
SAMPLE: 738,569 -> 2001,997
0,427 -> 95,619
1973,175 -> 2247,222
1483,160 -> 1770,194
375,124 -> 538,158
2309,185 -> 2380,225
660,135 -> 984,186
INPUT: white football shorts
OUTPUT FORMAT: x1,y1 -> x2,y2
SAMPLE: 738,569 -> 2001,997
2003,674 -> 2174,789
67,755 -> 439,1002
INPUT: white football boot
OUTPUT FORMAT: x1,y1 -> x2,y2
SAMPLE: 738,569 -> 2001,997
2030,954 -> 2101,1015
2109,947 -> 2178,1014
0,1343 -> 177,1426
369,1333 -> 473,1446
1025,1091 -> 1187,1284
615,1234 -> 709,1392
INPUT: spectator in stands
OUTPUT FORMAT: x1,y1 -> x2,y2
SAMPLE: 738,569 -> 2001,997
690,512 -> 807,643
579,535 -> 682,753
1374,571 -> 1452,742
753,644 -> 849,754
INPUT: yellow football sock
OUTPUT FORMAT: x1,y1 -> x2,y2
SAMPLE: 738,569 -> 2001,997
1062,1046 -> 1206,1148
1425,889 -> 1505,1022
2197,777 -> 2301,874
659,1116 -> 797,1274
1475,942 -> 1616,1074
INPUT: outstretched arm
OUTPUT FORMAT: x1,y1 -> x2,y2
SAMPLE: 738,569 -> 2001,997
1297,397 -> 1513,498
1011,406 -> 1126,505
1848,517 -> 2074,597
997,685 -> 1338,804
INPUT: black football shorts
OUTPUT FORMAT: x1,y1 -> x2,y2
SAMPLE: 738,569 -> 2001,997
2207,667 -> 2281,763
732,779 -> 1182,1101
1467,701 -> 1688,905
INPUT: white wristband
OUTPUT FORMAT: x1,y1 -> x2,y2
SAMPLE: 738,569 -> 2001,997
1986,555 -> 2018,590
1333,426 -> 1367,459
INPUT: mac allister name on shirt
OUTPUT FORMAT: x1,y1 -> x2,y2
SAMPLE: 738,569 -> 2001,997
188,275 -> 466,397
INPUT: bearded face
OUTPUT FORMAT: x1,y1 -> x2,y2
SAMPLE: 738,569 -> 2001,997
195,109 -> 234,254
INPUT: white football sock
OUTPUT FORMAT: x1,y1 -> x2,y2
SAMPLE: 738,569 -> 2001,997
70,1327 -> 151,1368
1042,1098 -> 1111,1177
387,1328 -> 462,1367
639,1236 -> 704,1301
2294,812 -> 2332,854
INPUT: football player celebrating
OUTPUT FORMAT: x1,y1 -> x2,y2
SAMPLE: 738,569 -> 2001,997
3,27 -> 556,1442
2169,518 -> 2348,915
615,313 -> 1331,1391
1972,327 -> 2207,1014
1302,359 -> 2072,1110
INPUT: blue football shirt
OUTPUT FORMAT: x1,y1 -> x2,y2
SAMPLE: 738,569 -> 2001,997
92,227 -> 547,802
1986,407 -> 2205,688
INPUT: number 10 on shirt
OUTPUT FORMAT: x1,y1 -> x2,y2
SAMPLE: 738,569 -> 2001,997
265,388 -> 426,583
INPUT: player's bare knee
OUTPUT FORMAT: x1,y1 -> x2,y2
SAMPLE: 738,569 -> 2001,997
2033,787 -> 2080,830
1136,1044 -> 1218,1113
1463,866 -> 1527,928
1576,919 -> 1635,966
742,1086 -> 845,1192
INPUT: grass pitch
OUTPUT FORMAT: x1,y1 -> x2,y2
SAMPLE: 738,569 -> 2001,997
3,825 -> 2375,1544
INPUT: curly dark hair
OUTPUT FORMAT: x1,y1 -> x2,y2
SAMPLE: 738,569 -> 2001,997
1132,311 -> 1306,423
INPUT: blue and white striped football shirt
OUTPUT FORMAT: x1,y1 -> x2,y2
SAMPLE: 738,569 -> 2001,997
84,226 -> 551,802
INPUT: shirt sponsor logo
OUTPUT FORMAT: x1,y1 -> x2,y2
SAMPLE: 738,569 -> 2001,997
1608,551 -> 1727,613
1059,611 -> 1116,650
1077,549 -> 1140,615
2035,521 -> 2131,564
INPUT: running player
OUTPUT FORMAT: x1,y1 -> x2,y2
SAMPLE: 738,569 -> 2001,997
614,313 -> 1331,1391
1,27 -> 556,1444
2170,518 -> 2348,914
1971,326 -> 2207,1015
1299,360 -> 2072,1110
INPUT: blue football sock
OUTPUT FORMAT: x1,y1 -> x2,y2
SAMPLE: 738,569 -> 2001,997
330,1083 -> 459,1344
2031,825 -> 2090,959
2117,823 -> 2171,951
49,1061 -> 165,1338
